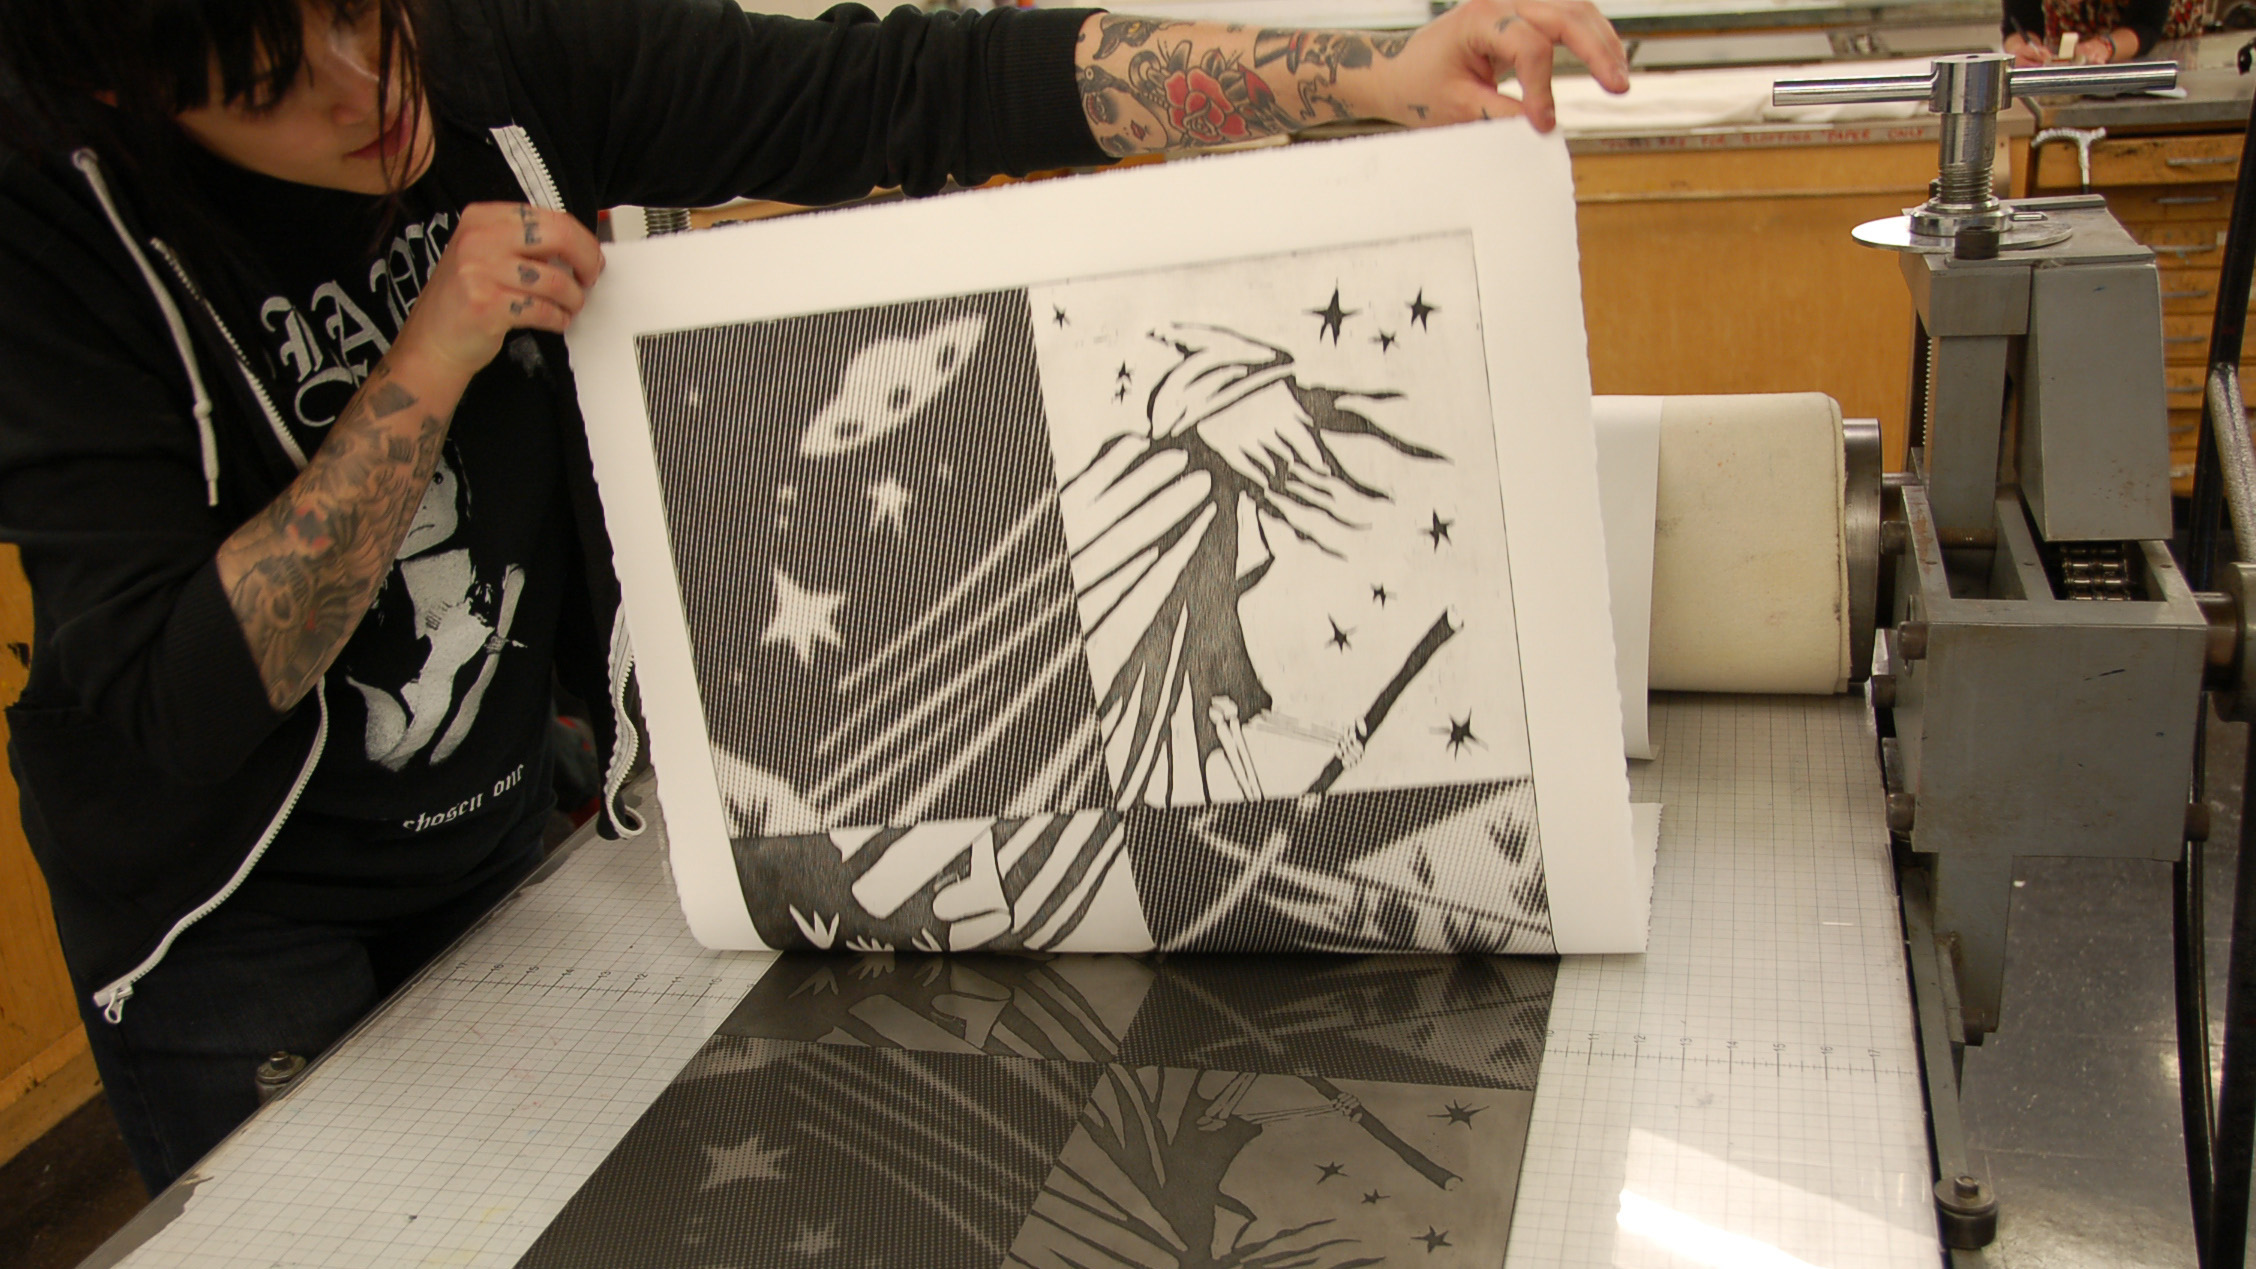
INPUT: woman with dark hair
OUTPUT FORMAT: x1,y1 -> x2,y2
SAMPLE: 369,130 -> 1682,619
0,0 -> 1626,1193
2001,0 -> 2202,63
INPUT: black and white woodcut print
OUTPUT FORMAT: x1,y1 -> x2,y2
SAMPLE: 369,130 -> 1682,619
520,952 -> 1552,1269
632,233 -> 1550,954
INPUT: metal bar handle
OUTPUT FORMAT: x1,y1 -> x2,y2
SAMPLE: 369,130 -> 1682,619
1773,60 -> 2176,107
2009,61 -> 2179,98
1771,72 -> 1932,107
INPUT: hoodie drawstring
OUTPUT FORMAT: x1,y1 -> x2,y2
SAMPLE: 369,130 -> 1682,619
71,150 -> 222,507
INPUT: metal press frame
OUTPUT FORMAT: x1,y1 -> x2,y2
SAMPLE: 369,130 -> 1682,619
1773,52 -> 2256,1267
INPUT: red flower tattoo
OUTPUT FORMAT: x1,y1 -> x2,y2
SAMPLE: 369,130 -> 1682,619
1167,68 -> 1249,142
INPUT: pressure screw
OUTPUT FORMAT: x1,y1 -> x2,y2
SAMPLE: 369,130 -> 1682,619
1887,792 -> 1917,834
1899,621 -> 1930,661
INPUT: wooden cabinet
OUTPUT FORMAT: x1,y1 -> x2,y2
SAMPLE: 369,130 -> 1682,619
0,545 -> 97,1166
2031,128 -> 2250,495
1571,133 -> 1942,469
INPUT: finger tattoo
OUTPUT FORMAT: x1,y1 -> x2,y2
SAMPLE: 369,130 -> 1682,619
509,297 -> 532,316
518,205 -> 542,247
518,264 -> 540,286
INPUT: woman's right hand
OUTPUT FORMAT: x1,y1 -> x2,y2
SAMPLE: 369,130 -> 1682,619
2004,31 -> 2052,65
393,202 -> 604,381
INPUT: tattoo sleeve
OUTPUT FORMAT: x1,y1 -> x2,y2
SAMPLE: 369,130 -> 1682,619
1074,14 -> 1409,157
214,366 -> 452,711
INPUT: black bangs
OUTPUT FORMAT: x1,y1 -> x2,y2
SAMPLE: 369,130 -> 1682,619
1,0 -> 422,143
146,0 -> 322,115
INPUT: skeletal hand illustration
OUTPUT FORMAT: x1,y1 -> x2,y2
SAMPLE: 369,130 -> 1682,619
1146,323 -> 1422,557
1335,722 -> 1368,770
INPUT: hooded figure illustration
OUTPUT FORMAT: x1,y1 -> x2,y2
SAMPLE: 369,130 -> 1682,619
1062,323 -> 1445,808
347,446 -> 526,770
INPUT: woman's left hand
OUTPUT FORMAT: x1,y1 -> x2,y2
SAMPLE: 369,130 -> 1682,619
2077,29 -> 2134,63
1370,0 -> 1631,133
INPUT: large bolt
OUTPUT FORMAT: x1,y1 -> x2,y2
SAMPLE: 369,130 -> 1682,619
255,1051 -> 307,1105
1899,621 -> 1930,661
1887,793 -> 1917,833
1871,674 -> 1898,709
1935,1172 -> 1999,1249
2198,590 -> 2240,688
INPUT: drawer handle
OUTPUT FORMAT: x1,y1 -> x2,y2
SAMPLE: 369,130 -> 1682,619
2167,288 -> 2215,299
2167,335 -> 2207,344
2166,155 -> 2241,167
2158,194 -> 2224,205
2151,243 -> 2218,258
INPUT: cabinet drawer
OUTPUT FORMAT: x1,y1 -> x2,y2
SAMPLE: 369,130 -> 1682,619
2163,268 -> 2226,313
2166,313 -> 2215,361
2131,224 -> 2228,266
2108,184 -> 2236,221
2165,363 -> 2256,404
2034,133 -> 2244,189
2169,364 -> 2208,410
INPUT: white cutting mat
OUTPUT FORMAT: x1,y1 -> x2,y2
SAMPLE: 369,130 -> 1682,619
92,692 -> 1932,1268
1510,693 -> 1937,1267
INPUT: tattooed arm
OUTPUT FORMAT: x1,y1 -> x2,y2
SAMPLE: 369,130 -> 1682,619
1074,0 -> 1630,156
215,202 -> 603,712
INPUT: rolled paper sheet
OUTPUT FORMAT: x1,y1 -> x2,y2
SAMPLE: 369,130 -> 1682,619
1593,396 -> 1663,759
1645,393 -> 1850,696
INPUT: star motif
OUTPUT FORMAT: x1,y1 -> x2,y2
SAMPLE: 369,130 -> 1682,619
1420,510 -> 1454,549
1371,584 -> 1391,606
1114,383 -> 1130,402
1326,618 -> 1353,651
1432,1099 -> 1485,1126
1414,1227 -> 1453,1253
1408,289 -> 1438,330
1315,1161 -> 1345,1183
761,566 -> 846,668
1310,286 -> 1356,344
1362,1189 -> 1388,1204
1053,305 -> 1069,327
867,476 -> 913,536
699,1133 -> 791,1189
1373,330 -> 1397,352
784,1221 -> 840,1255
1117,362 -> 1133,381
1437,716 -> 1482,757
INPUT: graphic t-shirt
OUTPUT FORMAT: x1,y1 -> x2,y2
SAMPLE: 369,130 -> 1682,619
185,123 -> 569,921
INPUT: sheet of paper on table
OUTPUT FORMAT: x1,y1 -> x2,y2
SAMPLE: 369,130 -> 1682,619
566,123 -> 1648,956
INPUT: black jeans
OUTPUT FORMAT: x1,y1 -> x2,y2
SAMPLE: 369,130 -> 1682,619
78,829 -> 544,1194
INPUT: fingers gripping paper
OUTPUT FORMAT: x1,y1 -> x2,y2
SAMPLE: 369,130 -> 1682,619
567,125 -> 1645,955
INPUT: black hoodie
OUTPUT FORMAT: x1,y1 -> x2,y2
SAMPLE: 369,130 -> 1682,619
0,0 -> 1105,1021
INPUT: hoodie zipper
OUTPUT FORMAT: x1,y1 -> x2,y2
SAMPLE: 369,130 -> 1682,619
73,150 -> 329,1022
491,125 -> 567,213
488,125 -> 646,837
148,239 -> 308,471
91,691 -> 329,1023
